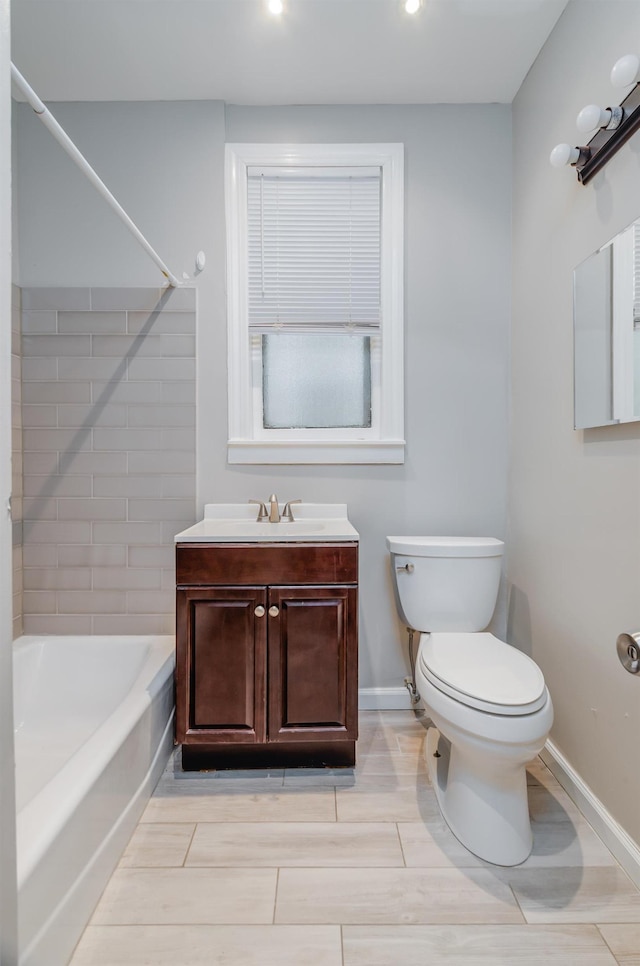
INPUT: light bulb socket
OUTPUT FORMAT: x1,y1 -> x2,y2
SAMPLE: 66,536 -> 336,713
605,105 -> 624,130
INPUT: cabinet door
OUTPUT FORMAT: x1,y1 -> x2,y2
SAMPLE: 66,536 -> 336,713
176,587 -> 267,744
267,585 -> 358,742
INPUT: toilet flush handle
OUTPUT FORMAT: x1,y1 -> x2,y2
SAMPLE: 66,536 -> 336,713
396,562 -> 414,574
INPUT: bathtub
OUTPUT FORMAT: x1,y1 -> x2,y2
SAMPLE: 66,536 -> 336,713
13,635 -> 175,966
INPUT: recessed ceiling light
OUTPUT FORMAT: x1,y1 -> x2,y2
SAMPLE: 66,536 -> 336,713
267,0 -> 284,15
405,0 -> 421,14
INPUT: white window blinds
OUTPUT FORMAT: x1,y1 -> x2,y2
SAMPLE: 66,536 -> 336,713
247,167 -> 381,333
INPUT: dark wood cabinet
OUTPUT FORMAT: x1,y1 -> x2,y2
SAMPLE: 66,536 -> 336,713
175,542 -> 358,769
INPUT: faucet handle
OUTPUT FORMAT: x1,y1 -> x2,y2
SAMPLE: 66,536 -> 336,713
248,499 -> 268,521
282,499 -> 302,522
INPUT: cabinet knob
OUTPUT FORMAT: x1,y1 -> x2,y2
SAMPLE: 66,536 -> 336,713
268,605 -> 280,617
254,605 -> 266,618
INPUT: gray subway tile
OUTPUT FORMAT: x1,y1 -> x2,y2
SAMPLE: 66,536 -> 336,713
128,499 -> 194,522
23,335 -> 91,357
12,520 -> 23,547
161,381 -> 195,404
23,452 -> 59,476
91,288 -> 163,311
92,335 -> 162,358
93,428 -> 163,452
23,614 -> 93,635
22,406 -> 58,428
58,499 -> 127,521
23,591 -> 57,614
59,452 -> 128,476
22,497 -> 57,521
128,405 -> 195,428
21,311 -> 58,334
23,428 -> 92,453
11,283 -> 21,309
93,475 -> 163,499
23,544 -> 58,567
92,614 -> 174,635
23,475 -> 92,498
127,451 -> 196,475
93,381 -> 163,404
58,312 -> 127,334
127,590 -> 174,614
161,334 -> 196,358
22,358 -> 58,381
92,522 -> 162,544
24,521 -> 92,544
93,568 -> 162,591
162,428 -> 196,452
57,403 -> 128,428
57,357 -> 128,381
58,544 -> 127,567
23,568 -> 92,591
127,358 -> 195,381
57,590 -> 126,615
22,287 -> 91,311
22,381 -> 92,404
127,311 -> 196,335
128,545 -> 175,569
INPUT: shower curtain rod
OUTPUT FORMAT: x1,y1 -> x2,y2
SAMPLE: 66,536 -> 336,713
11,63 -> 182,288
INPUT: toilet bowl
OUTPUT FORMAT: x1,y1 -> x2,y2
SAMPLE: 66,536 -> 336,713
386,536 -> 553,867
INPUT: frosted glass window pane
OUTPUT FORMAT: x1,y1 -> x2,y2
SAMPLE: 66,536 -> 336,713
262,334 -> 371,429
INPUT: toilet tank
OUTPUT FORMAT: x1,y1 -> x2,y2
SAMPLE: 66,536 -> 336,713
386,536 -> 504,633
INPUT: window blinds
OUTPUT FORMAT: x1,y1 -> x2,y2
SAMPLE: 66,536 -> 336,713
247,167 -> 381,333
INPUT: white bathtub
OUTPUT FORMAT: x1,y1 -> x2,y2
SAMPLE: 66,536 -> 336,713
13,635 -> 175,966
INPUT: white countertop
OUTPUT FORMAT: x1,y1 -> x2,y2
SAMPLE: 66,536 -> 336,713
175,503 -> 359,543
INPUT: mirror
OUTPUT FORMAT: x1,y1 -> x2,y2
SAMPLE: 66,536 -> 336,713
574,217 -> 640,429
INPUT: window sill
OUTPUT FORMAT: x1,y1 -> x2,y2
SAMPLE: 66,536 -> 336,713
227,439 -> 406,465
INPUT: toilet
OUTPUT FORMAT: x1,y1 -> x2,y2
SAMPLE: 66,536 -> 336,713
386,535 -> 553,866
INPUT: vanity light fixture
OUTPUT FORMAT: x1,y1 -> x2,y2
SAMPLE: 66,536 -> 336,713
551,53 -> 640,184
405,0 -> 421,13
267,0 -> 284,15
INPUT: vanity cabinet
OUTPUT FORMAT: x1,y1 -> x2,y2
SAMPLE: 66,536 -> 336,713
175,542 -> 358,769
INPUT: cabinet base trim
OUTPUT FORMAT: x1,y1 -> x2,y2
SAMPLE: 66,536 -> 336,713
181,740 -> 356,771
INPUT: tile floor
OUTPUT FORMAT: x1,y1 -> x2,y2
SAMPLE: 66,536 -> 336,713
69,711 -> 640,965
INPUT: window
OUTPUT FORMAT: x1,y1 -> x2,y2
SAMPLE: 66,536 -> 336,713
225,143 -> 404,464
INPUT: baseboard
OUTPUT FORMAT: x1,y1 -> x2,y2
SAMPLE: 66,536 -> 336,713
541,738 -> 640,889
358,687 -> 419,711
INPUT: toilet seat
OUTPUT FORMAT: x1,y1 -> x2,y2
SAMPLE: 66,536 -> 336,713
420,632 -> 547,716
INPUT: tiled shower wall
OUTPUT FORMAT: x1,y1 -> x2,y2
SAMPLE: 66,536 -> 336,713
20,287 -> 196,635
12,283 -> 23,638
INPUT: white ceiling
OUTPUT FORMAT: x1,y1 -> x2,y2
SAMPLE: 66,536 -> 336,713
10,0 -> 568,106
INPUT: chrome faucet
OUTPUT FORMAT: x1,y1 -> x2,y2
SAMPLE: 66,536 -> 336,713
249,495 -> 302,523
268,493 -> 280,523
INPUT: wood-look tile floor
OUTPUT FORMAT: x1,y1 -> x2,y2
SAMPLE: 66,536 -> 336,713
69,711 -> 640,965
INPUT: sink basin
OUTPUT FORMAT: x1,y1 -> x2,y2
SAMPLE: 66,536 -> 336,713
174,504 -> 358,543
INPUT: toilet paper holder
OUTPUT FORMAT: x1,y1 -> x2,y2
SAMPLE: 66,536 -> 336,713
616,632 -> 640,674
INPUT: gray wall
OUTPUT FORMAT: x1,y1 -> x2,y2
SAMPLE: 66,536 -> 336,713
510,0 -> 640,846
15,99 -> 512,692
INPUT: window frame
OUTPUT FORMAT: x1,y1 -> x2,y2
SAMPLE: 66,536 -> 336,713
225,142 -> 405,464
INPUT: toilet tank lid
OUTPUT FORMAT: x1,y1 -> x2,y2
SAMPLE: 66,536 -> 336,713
386,536 -> 504,558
